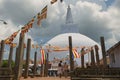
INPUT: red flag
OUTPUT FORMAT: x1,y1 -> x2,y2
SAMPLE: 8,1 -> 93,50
40,49 -> 45,64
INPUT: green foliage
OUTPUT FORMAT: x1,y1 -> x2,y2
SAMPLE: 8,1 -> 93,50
1,60 -> 15,68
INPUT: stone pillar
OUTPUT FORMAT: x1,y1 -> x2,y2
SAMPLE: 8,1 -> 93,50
24,39 -> 31,78
15,33 -> 24,80
8,46 -> 14,68
33,51 -> 37,77
100,37 -> 107,68
68,36 -> 74,71
40,64 -> 43,77
0,40 -> 5,67
81,48 -> 85,68
90,48 -> 95,68
44,52 -> 49,77
94,45 -> 100,67
14,47 -> 19,74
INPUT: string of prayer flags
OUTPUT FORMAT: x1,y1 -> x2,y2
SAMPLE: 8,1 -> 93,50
37,13 -> 41,26
40,5 -> 47,20
10,43 -> 17,48
4,30 -> 20,44
37,5 -> 48,26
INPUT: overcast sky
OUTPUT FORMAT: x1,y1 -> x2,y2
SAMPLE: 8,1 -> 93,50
0,0 -> 120,59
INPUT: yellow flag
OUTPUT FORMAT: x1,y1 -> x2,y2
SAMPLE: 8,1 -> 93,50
10,43 -> 17,48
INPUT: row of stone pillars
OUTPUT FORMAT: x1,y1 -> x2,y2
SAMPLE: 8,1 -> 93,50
68,36 -> 107,71
0,35 -> 107,80
0,32 -> 48,80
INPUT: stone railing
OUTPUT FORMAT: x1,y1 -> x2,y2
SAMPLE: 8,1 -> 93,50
71,68 -> 120,80
0,68 -> 14,80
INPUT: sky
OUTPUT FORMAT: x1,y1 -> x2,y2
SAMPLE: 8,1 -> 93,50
0,0 -> 120,60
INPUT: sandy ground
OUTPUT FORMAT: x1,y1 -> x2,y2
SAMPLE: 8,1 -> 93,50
20,77 -> 70,80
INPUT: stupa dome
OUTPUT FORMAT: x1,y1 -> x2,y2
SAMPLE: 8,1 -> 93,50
42,5 -> 102,65
46,33 -> 99,47
44,33 -> 102,62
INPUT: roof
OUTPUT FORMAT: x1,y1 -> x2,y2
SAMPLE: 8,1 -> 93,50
107,41 -> 120,54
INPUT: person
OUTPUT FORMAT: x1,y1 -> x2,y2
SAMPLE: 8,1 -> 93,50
58,61 -> 63,78
63,62 -> 68,78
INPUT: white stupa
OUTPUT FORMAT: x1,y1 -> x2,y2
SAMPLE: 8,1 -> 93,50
43,5 -> 102,65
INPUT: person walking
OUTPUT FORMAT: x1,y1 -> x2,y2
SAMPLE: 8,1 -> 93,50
58,61 -> 63,78
63,62 -> 68,78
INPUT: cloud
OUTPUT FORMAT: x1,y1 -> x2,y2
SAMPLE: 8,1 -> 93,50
0,0 -> 120,50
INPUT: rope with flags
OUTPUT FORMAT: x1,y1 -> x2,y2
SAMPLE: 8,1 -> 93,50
4,30 -> 20,45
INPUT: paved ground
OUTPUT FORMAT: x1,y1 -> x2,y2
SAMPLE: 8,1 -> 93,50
21,77 -> 70,80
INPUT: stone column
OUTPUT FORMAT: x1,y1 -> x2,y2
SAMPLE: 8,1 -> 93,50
81,48 -> 85,68
94,45 -> 100,67
0,40 -> 5,67
33,51 -> 37,77
44,52 -> 49,77
24,39 -> 31,78
15,33 -> 25,80
14,47 -> 19,74
90,47 -> 95,68
68,36 -> 74,71
100,37 -> 107,68
8,46 -> 14,68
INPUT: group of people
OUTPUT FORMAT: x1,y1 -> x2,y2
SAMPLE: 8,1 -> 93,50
58,61 -> 69,78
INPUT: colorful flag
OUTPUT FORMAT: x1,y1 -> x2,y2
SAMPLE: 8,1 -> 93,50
11,30 -> 20,38
72,49 -> 80,58
36,44 -> 39,48
27,17 -> 35,28
37,13 -> 41,26
4,30 -> 20,44
40,5 -> 47,20
4,38 -> 11,44
32,44 -> 35,48
10,43 -> 17,48
40,49 -> 46,64
51,0 -> 57,4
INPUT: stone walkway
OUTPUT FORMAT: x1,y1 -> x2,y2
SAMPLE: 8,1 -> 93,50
21,77 -> 70,80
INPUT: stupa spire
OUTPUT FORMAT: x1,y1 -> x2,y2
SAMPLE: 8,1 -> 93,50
66,5 -> 73,24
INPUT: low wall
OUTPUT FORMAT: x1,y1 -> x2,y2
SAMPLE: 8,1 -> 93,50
71,68 -> 120,80
0,68 -> 14,80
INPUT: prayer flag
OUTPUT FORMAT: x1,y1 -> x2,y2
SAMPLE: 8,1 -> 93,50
37,13 -> 41,26
40,49 -> 45,64
51,0 -> 57,4
40,5 -> 47,20
72,49 -> 80,58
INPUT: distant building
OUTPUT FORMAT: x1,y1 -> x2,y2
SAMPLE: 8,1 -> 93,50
107,41 -> 120,68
